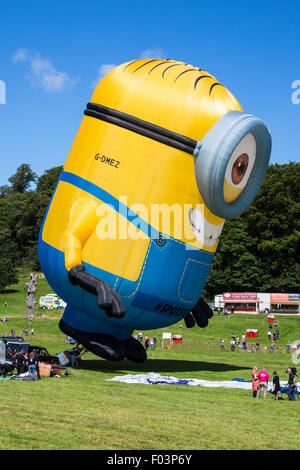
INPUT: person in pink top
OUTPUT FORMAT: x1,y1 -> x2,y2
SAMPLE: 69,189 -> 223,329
257,368 -> 270,399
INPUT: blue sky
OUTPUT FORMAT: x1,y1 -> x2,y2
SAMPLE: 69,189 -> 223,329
0,0 -> 299,186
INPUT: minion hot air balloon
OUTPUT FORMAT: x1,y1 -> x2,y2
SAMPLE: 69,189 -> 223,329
38,59 -> 271,363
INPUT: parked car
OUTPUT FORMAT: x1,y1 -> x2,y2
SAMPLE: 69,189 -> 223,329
0,336 -> 24,344
0,340 -> 17,376
5,341 -> 31,358
28,345 -> 59,364
0,359 -> 14,376
0,338 -> 60,376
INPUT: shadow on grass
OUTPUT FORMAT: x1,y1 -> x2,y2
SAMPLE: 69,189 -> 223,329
78,358 -> 252,374
0,289 -> 18,294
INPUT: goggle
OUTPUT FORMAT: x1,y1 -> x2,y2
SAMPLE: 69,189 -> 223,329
85,103 -> 271,219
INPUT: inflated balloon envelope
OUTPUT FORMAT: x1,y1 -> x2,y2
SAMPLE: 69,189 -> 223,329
38,58 -> 271,363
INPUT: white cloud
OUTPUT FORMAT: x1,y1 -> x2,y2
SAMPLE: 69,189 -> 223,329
139,48 -> 165,60
11,47 -> 30,63
12,48 -> 79,92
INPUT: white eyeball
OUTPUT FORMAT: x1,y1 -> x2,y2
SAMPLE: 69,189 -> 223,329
224,133 -> 256,189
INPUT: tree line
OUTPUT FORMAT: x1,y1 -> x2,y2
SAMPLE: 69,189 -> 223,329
0,162 -> 299,297
0,164 -> 62,289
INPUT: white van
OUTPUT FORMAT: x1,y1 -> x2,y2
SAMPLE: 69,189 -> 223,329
39,295 -> 65,310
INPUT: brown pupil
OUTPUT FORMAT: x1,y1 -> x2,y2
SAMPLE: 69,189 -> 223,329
232,153 -> 249,185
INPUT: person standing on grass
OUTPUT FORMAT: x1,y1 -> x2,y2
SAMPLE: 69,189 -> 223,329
220,339 -> 225,351
272,371 -> 280,400
16,349 -> 25,375
286,367 -> 296,401
252,366 -> 259,398
23,351 -> 29,371
144,336 -> 150,351
27,351 -> 36,379
257,368 -> 270,399
267,330 -> 272,341
33,349 -> 41,380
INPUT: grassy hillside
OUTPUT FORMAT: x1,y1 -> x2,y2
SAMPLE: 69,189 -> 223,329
0,275 -> 299,450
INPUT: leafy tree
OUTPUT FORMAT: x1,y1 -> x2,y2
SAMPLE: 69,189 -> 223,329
0,163 -> 60,270
0,258 -> 18,291
0,185 -> 12,198
6,191 -> 50,268
36,166 -> 63,194
8,163 -> 37,193
0,229 -> 19,263
203,218 -> 262,298
247,162 -> 300,291
203,162 -> 300,300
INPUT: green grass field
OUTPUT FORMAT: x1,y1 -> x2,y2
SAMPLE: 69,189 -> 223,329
0,275 -> 299,450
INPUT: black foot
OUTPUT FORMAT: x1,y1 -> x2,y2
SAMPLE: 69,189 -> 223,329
59,320 -> 147,363
184,298 -> 213,329
123,337 -> 147,363
59,319 -> 125,361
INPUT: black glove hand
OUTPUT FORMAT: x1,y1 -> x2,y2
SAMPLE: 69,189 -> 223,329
69,264 -> 85,285
184,298 -> 213,328
68,264 -> 125,318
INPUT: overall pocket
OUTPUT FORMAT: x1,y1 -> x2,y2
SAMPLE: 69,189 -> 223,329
178,258 -> 211,304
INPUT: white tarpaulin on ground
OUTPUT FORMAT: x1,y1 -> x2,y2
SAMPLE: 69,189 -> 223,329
109,373 -> 299,392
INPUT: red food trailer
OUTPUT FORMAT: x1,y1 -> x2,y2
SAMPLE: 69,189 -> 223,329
172,335 -> 183,344
246,329 -> 258,338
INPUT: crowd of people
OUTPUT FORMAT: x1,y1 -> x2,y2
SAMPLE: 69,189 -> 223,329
1,326 -> 35,338
22,326 -> 34,337
218,320 -> 294,355
251,366 -> 298,401
135,332 -> 157,351
220,333 -> 261,353
267,321 -> 280,341
7,347 -> 41,380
